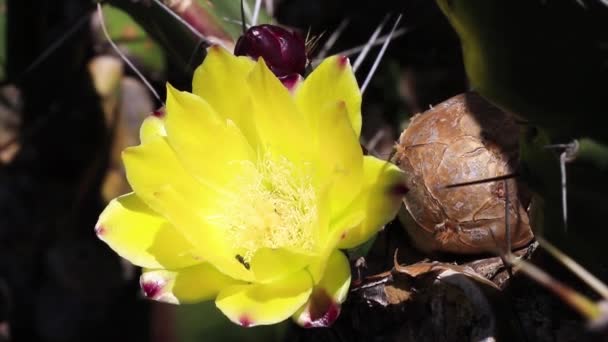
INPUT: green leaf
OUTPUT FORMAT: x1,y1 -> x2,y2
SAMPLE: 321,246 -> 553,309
102,4 -> 165,73
197,0 -> 272,39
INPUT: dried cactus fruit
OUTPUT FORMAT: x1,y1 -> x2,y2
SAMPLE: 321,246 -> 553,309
393,92 -> 534,254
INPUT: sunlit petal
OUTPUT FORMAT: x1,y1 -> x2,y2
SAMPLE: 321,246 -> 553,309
315,101 -> 364,223
338,156 -> 406,249
139,115 -> 165,144
192,46 -> 258,145
96,192 -> 200,269
295,55 -> 361,136
122,137 -> 254,281
250,247 -> 316,283
246,58 -> 313,164
293,250 -> 351,327
140,262 -> 241,304
165,84 -> 255,190
216,270 -> 313,327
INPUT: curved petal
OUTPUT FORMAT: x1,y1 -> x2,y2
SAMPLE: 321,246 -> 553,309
140,262 -> 241,304
310,185 -> 332,256
96,193 -> 200,269
192,46 -> 258,146
246,58 -> 313,164
318,251 -> 352,304
337,156 -> 406,249
215,269 -> 313,327
294,251 -> 351,327
122,137 -> 254,281
295,55 -> 362,136
315,101 -> 364,222
165,84 -> 255,190
301,184 -> 352,284
250,248 -> 316,284
139,115 -> 166,144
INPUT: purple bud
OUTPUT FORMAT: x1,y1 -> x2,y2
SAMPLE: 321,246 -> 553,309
234,24 -> 307,78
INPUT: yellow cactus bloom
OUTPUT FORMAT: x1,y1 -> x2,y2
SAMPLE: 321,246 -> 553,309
95,46 -> 405,327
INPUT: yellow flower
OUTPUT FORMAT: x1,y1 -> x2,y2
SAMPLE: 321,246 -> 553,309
95,46 -> 405,327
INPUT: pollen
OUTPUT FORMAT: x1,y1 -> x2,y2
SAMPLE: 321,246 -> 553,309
215,152 -> 318,263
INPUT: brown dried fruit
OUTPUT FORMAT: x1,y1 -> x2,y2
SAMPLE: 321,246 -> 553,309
393,92 -> 534,254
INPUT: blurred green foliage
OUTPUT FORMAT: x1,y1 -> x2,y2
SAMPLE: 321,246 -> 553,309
177,301 -> 287,342
103,4 -> 166,73
197,0 -> 273,39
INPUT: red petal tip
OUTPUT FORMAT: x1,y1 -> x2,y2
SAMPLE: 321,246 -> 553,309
94,225 -> 105,236
152,107 -> 166,118
141,279 -> 164,299
302,288 -> 342,328
238,315 -> 253,327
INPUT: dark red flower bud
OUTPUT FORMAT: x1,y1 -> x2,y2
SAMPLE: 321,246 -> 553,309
234,24 -> 307,78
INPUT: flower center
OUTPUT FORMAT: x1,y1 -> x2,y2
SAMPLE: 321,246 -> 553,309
218,152 -> 317,263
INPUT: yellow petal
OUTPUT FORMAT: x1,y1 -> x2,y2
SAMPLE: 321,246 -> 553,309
298,186 -> 350,284
295,55 -> 362,136
216,269 -> 313,327
311,185 -> 332,256
122,137 -> 254,281
294,251 -> 351,327
140,262 -> 241,304
139,114 -> 166,144
317,251 -> 351,304
247,58 -> 313,164
165,84 -> 255,189
315,101 -> 364,223
192,46 -> 258,145
250,248 -> 316,284
96,193 -> 200,269
337,156 -> 406,249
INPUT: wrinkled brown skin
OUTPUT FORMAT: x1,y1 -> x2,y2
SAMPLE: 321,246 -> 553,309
394,92 -> 533,254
